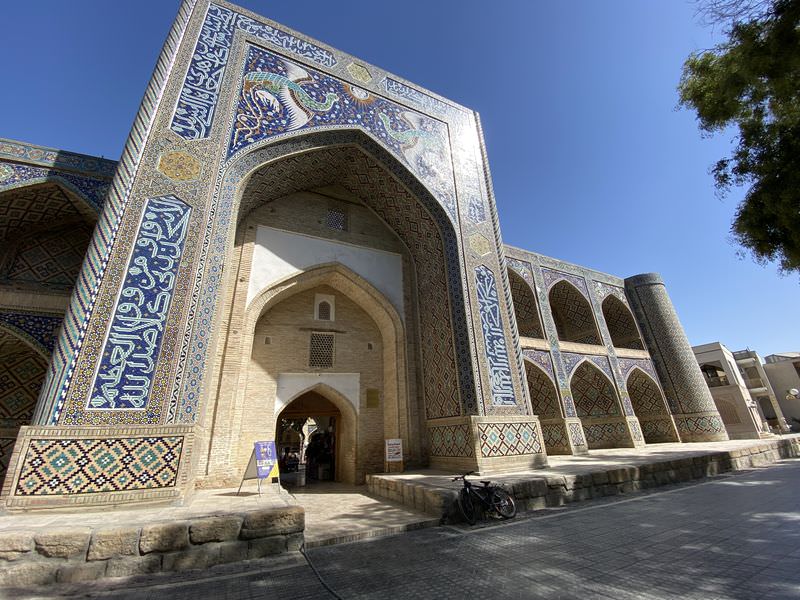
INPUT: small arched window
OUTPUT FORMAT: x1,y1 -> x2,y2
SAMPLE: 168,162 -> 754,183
317,301 -> 331,321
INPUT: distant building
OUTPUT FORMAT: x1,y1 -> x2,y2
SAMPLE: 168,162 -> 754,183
732,349 -> 790,433
763,353 -> 800,428
693,343 -> 784,438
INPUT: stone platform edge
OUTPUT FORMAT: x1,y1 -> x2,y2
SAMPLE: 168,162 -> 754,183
0,505 -> 304,588
367,437 -> 800,517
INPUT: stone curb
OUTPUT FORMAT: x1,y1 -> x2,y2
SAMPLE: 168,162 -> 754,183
368,437 -> 800,518
0,505 -> 304,588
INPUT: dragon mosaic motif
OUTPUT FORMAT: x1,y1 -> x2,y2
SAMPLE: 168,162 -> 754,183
230,46 -> 457,218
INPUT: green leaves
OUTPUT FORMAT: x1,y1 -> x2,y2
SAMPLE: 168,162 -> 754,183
679,0 -> 800,273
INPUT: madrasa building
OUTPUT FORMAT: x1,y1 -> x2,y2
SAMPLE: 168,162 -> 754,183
0,0 -> 728,510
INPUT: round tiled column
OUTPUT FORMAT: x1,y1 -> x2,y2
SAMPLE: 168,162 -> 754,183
624,273 -> 728,442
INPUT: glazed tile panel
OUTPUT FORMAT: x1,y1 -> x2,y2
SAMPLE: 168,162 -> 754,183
428,424 -> 474,457
87,196 -> 191,411
475,266 -> 516,406
171,3 -> 335,140
15,436 -> 183,495
478,422 -> 542,457
0,312 -> 63,354
0,162 -> 108,212
229,45 -> 456,218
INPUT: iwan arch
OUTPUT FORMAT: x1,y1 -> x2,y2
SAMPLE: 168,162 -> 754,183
0,0 -> 728,509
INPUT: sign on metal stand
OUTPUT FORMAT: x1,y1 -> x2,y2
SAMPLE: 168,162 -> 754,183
237,440 -> 280,495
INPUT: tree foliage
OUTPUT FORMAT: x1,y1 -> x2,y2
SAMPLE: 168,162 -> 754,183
679,0 -> 800,273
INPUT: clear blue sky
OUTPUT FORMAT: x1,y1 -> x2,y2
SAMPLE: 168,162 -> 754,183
2,1 -> 797,357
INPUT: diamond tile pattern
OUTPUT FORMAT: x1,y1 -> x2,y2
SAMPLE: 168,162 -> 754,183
549,281 -> 601,345
570,362 -> 620,417
478,422 -> 542,457
6,223 -> 92,287
627,369 -> 669,416
508,269 -> 543,338
0,332 -> 47,426
428,424 -> 474,457
602,295 -> 643,350
525,363 -> 561,418
0,183 -> 86,241
15,436 -> 183,496
0,437 -> 16,485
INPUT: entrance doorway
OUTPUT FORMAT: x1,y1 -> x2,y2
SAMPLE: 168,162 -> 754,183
276,391 -> 343,484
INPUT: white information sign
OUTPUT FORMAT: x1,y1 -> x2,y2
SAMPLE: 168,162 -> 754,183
385,438 -> 403,462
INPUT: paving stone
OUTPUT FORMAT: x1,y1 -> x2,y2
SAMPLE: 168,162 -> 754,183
217,540 -> 250,565
163,544 -> 219,572
34,528 -> 91,559
87,526 -> 140,560
140,522 -> 190,554
0,561 -> 58,586
105,554 -> 162,578
248,535 -> 287,558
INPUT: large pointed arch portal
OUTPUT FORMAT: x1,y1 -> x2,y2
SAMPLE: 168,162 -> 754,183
7,1 -> 546,508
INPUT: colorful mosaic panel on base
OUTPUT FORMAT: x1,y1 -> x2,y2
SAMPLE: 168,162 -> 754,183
568,422 -> 585,447
640,418 -> 679,443
583,422 -> 629,447
15,436 -> 183,496
541,422 -> 568,450
428,424 -> 474,457
676,415 -> 726,437
478,422 -> 542,457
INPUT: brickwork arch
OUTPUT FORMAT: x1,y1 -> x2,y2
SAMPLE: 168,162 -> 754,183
509,269 -> 544,339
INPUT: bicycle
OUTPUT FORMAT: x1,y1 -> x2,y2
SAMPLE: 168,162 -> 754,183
452,472 -> 517,525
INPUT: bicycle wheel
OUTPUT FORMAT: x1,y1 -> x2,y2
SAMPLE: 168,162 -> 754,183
457,488 -> 477,525
492,489 -> 517,519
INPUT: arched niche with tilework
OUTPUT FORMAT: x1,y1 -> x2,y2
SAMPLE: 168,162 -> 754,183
626,368 -> 680,443
508,269 -> 544,339
548,280 -> 601,345
602,295 -> 644,350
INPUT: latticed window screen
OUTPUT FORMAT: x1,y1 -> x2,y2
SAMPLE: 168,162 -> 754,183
317,301 -> 331,321
326,208 -> 347,231
309,333 -> 335,368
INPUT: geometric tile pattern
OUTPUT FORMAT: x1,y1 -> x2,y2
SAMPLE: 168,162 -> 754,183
524,362 -> 561,418
428,424 -> 474,457
229,45 -> 456,218
568,422 -> 585,446
640,418 -> 680,443
478,422 -> 542,457
0,139 -> 116,178
583,422 -> 629,446
6,222 -> 92,288
617,357 -> 660,384
0,333 -> 48,427
523,349 -> 556,382
626,276 -> 720,417
85,196 -> 191,413
541,422 -> 568,450
0,182 -> 93,242
15,436 -> 183,496
475,266 -> 516,406
171,3 -> 337,140
629,419 -> 643,441
548,280 -> 601,345
541,268 -> 590,296
0,437 -> 17,486
508,268 -> 544,338
0,163 -> 108,214
676,415 -> 726,436
601,295 -> 643,350
562,353 -> 615,381
570,361 -> 620,418
0,311 -> 63,354
626,369 -> 670,416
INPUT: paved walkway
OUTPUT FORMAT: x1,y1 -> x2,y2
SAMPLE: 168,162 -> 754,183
23,457 -> 800,599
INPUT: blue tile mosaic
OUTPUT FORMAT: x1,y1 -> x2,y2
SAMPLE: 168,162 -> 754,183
87,196 -> 191,412
0,311 -> 63,354
170,3 -> 336,140
0,162 -> 108,213
475,265 -> 516,406
228,45 -> 457,218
